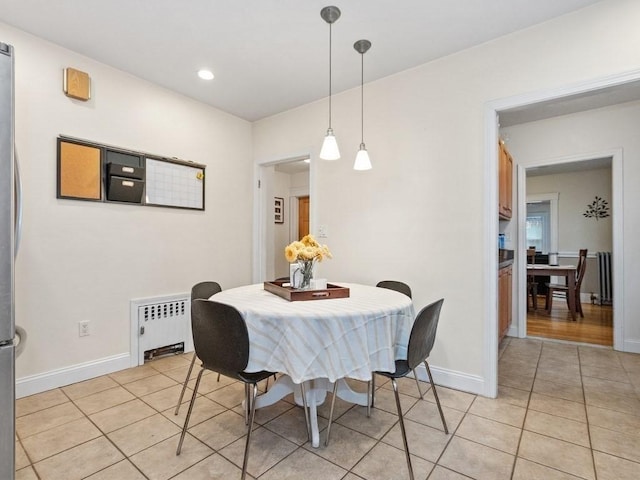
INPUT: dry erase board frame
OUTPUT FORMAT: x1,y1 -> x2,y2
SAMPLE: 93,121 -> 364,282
144,156 -> 205,211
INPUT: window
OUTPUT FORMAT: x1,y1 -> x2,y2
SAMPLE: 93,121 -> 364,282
526,200 -> 551,253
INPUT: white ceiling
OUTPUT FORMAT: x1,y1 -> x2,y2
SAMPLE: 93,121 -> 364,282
0,0 -> 603,121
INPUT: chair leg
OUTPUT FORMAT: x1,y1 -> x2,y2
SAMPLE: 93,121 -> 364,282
324,381 -> 339,446
531,285 -> 537,310
244,383 -> 250,425
176,367 -> 204,455
367,373 -> 377,413
391,378 -> 414,480
299,381 -> 312,442
241,383 -> 259,480
174,352 -> 197,415
424,361 -> 448,434
413,369 -> 423,399
264,373 -> 277,392
546,289 -> 553,314
576,293 -> 584,317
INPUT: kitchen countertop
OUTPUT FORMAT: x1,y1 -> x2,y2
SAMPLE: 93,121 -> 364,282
498,249 -> 514,269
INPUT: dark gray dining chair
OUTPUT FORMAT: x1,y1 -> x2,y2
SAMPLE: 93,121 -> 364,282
368,280 -> 415,415
174,281 -> 222,415
176,300 -> 277,480
326,299 -> 447,480
376,280 -> 412,299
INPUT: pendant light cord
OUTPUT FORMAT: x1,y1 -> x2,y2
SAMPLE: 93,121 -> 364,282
328,23 -> 333,129
360,53 -> 364,144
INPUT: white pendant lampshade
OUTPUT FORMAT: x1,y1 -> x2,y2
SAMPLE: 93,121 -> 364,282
354,143 -> 372,170
353,39 -> 372,170
320,128 -> 340,160
320,6 -> 341,160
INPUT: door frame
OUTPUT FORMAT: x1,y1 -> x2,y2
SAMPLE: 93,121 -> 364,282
516,152 -> 622,346
483,69 -> 638,398
252,151 -> 314,283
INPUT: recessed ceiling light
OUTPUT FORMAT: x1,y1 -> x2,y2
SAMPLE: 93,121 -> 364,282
197,69 -> 214,80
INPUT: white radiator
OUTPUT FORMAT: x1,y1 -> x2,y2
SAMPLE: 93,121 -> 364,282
597,252 -> 613,306
131,294 -> 192,365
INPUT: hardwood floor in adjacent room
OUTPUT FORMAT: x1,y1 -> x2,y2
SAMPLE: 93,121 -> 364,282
527,298 -> 613,346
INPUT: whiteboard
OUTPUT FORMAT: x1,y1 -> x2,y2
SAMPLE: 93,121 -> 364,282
145,157 -> 205,210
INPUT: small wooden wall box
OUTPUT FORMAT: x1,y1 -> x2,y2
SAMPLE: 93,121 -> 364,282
64,68 -> 91,101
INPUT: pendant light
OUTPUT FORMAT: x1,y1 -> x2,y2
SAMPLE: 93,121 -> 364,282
353,39 -> 372,170
319,6 -> 341,160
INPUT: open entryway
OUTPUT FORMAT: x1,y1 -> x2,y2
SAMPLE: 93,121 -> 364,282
518,157 -> 614,346
484,75 -> 637,398
254,155 -> 311,282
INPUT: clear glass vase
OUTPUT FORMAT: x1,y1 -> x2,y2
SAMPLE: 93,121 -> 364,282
294,259 -> 315,290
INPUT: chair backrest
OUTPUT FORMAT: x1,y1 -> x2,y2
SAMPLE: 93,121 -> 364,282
376,280 -> 412,299
191,299 -> 250,377
527,248 -> 536,265
191,281 -> 222,301
575,249 -> 588,289
406,298 -> 444,370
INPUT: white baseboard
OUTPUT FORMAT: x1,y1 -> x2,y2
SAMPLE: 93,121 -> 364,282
16,353 -> 131,399
623,339 -> 640,354
412,363 -> 485,397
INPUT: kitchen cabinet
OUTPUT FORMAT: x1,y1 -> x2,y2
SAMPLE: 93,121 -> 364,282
498,264 -> 512,342
498,140 -> 513,220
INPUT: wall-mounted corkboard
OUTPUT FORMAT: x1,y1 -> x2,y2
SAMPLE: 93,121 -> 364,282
57,140 -> 102,200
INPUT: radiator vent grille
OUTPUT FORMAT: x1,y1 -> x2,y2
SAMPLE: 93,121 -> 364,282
597,251 -> 613,306
143,301 -> 186,322
133,294 -> 191,365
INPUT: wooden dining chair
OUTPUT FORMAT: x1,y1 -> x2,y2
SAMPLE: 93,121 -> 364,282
176,300 -> 281,480
546,249 -> 588,317
174,281 -> 222,415
526,248 -> 538,311
326,299 -> 447,480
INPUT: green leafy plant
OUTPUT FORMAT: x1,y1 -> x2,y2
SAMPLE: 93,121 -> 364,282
583,196 -> 610,220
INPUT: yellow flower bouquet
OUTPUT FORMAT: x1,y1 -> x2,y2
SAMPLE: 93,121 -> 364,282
284,235 -> 332,289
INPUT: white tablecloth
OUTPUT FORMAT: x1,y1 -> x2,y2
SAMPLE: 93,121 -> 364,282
211,283 -> 415,384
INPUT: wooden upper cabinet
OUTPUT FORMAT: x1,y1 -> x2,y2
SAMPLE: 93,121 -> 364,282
498,140 -> 513,220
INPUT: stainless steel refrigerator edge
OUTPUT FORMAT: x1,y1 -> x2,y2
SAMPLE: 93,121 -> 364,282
0,41 -> 16,480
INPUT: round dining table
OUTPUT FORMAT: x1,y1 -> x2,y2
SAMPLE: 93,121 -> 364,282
211,282 -> 415,447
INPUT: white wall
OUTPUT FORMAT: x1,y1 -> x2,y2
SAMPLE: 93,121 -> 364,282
526,169 -> 612,254
526,168 -> 612,294
503,100 -> 640,345
1,24 -> 255,390
253,0 -> 640,393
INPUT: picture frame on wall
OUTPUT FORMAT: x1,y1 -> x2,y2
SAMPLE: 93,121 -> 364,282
274,197 -> 284,224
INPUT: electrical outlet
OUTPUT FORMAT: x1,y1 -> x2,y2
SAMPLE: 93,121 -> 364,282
78,321 -> 90,337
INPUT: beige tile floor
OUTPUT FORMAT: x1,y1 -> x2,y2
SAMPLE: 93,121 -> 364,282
14,337 -> 640,480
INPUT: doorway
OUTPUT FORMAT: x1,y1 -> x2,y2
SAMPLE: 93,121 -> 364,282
255,156 -> 310,282
485,76 -> 634,398
520,159 -> 614,346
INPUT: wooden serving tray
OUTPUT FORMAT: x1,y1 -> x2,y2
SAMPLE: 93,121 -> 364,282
263,281 -> 350,302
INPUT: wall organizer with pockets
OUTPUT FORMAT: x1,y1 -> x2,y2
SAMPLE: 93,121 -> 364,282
56,136 -> 205,211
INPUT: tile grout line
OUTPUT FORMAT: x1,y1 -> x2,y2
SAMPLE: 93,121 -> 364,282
580,346 -> 599,480
508,341 -> 541,480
